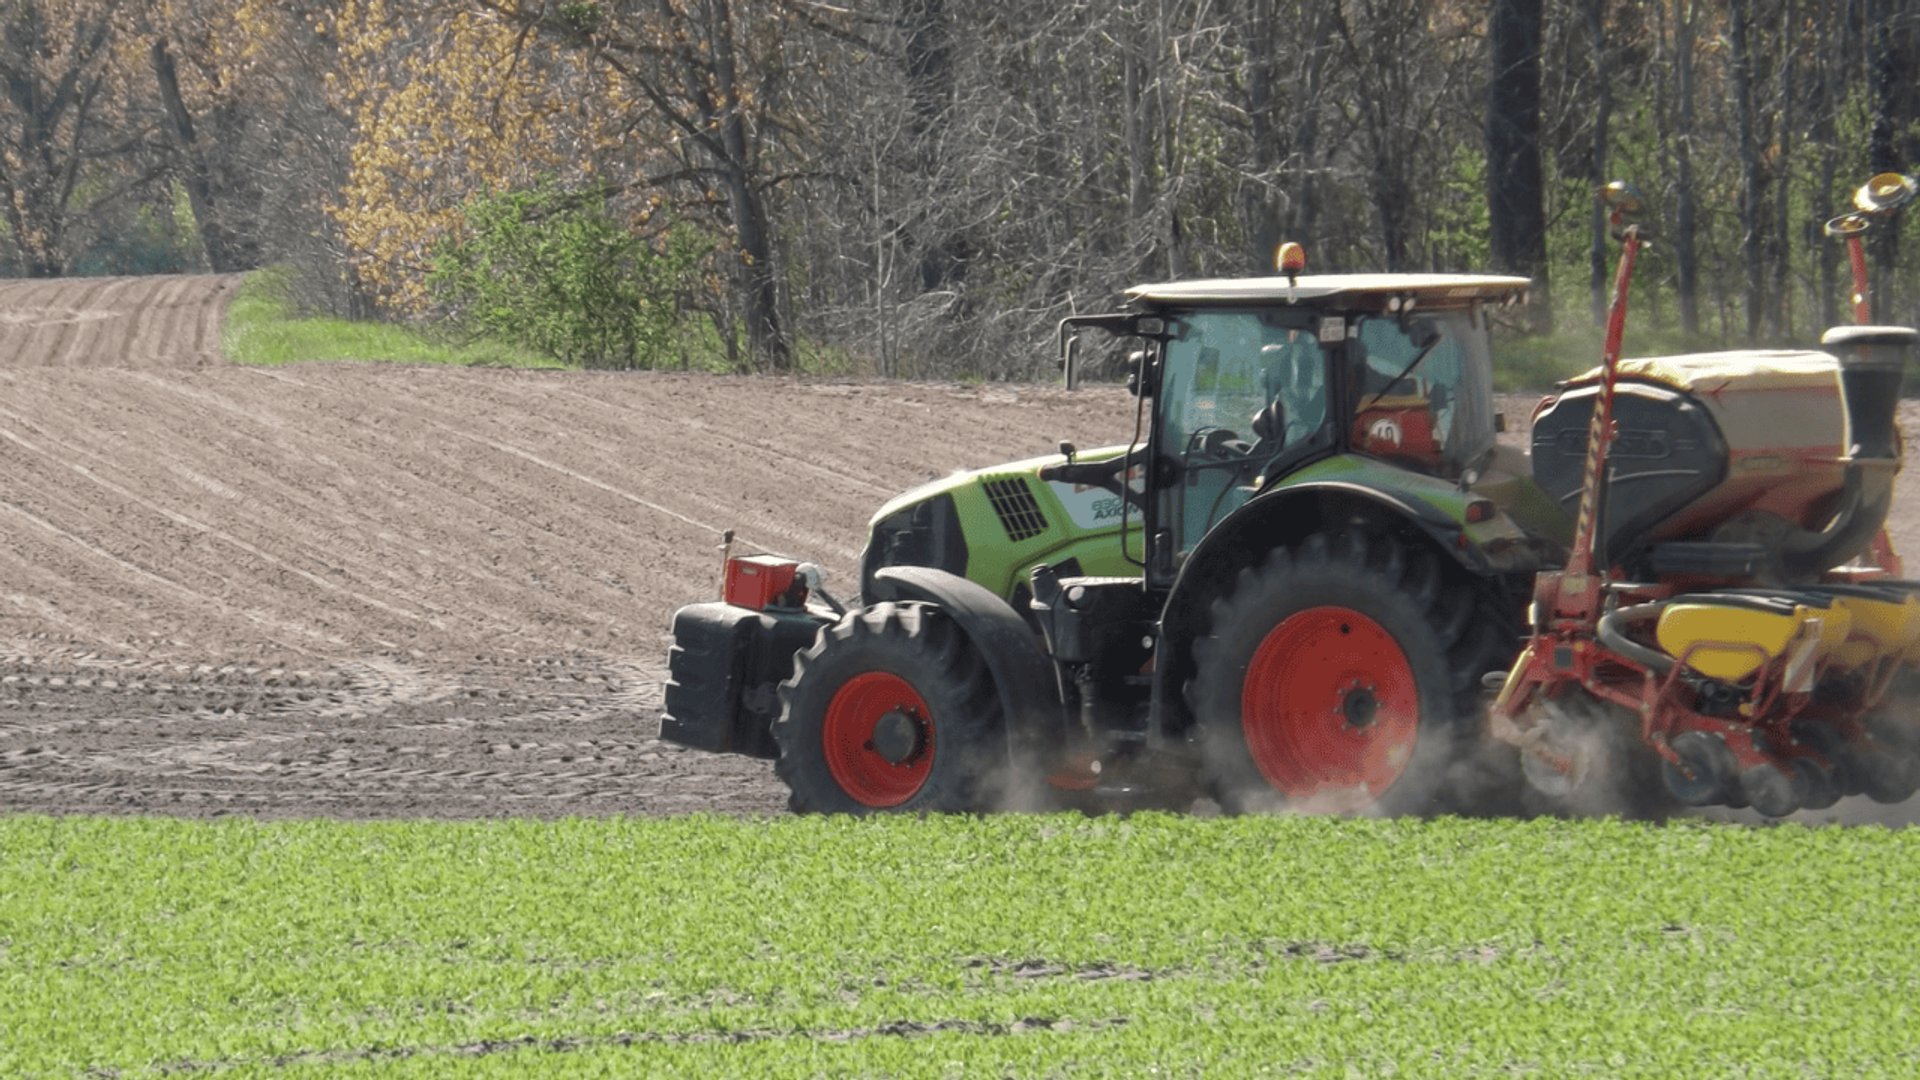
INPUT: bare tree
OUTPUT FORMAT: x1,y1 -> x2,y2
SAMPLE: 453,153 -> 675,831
1673,0 -> 1701,334
1731,0 -> 1764,338
0,0 -> 119,277
1488,0 -> 1551,329
482,0 -> 810,370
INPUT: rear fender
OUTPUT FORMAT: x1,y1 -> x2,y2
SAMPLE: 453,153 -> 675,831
867,566 -> 1068,763
1150,483 -> 1515,740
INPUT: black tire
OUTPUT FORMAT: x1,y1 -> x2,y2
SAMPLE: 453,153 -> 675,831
1516,696 -> 1679,821
1190,531 -> 1510,816
774,602 -> 1005,814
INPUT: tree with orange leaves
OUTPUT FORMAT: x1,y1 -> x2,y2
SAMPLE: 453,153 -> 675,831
473,0 -> 813,370
325,1 -> 636,309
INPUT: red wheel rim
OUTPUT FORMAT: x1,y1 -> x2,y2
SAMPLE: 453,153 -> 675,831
1242,606 -> 1420,804
822,672 -> 934,807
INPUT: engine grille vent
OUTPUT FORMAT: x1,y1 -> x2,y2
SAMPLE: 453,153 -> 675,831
982,477 -> 1048,542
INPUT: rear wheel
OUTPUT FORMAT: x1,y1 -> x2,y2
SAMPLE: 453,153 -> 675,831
774,602 -> 1004,813
1191,532 -> 1507,815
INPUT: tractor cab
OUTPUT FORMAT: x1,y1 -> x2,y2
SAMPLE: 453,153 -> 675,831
1060,272 -> 1531,572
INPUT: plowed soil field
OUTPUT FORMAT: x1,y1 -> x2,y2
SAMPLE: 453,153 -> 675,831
4,274 -> 1918,822
0,275 -> 1129,817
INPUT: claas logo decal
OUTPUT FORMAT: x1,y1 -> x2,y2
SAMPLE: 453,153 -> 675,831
1051,463 -> 1146,530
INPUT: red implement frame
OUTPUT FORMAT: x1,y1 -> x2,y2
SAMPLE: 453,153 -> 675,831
1496,178 -> 1913,789
1548,223 -> 1642,626
1846,232 -> 1873,324
1493,210 -> 1647,753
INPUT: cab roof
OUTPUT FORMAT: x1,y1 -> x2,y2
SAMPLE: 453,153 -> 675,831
1125,273 -> 1532,309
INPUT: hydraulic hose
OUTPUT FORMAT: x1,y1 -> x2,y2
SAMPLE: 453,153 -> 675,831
1782,466 -> 1895,581
1595,601 -> 1676,675
1781,466 -> 1864,557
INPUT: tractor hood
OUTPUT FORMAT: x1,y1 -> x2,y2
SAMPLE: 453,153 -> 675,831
860,446 -> 1144,603
865,445 -> 1137,532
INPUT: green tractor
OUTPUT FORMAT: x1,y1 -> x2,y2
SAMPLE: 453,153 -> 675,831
662,255 -> 1570,813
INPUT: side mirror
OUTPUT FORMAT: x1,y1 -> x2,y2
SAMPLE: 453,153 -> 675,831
1055,312 -> 1167,390
1123,349 -> 1147,395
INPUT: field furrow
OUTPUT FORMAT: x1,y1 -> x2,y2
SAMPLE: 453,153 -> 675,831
0,274 -> 1128,817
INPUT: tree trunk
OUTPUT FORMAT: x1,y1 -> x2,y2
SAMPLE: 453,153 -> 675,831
1675,0 -> 1701,334
1584,0 -> 1611,327
1486,0 -> 1550,330
1155,0 -> 1183,279
150,37 -> 257,273
1123,18 -> 1152,230
722,133 -> 789,372
1732,0 -> 1763,341
1242,0 -> 1282,270
1291,3 -> 1335,252
705,0 -> 789,371
1815,0 -> 1841,329
0,2 -> 115,280
1869,0 -> 1900,318
899,0 -> 966,292
1773,0 -> 1794,339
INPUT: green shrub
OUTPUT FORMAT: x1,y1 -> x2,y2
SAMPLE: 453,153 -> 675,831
225,266 -> 559,368
428,184 -> 705,370
68,193 -> 202,276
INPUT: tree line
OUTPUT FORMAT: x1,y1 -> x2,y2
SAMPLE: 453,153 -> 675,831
3,0 -> 1918,375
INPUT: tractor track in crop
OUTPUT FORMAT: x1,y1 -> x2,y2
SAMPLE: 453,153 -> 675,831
0,274 -> 1129,818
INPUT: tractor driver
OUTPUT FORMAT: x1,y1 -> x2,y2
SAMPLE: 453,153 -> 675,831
1258,332 -> 1328,447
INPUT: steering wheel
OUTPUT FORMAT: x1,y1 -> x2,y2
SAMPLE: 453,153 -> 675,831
1191,426 -> 1253,459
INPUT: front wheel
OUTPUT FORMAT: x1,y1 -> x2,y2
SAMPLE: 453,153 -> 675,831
1191,533 -> 1506,815
774,602 -> 1005,813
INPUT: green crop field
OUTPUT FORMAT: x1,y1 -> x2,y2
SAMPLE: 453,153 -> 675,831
2,813 -> 1916,1078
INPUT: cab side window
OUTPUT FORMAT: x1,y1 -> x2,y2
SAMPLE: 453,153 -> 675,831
1350,316 -> 1469,470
